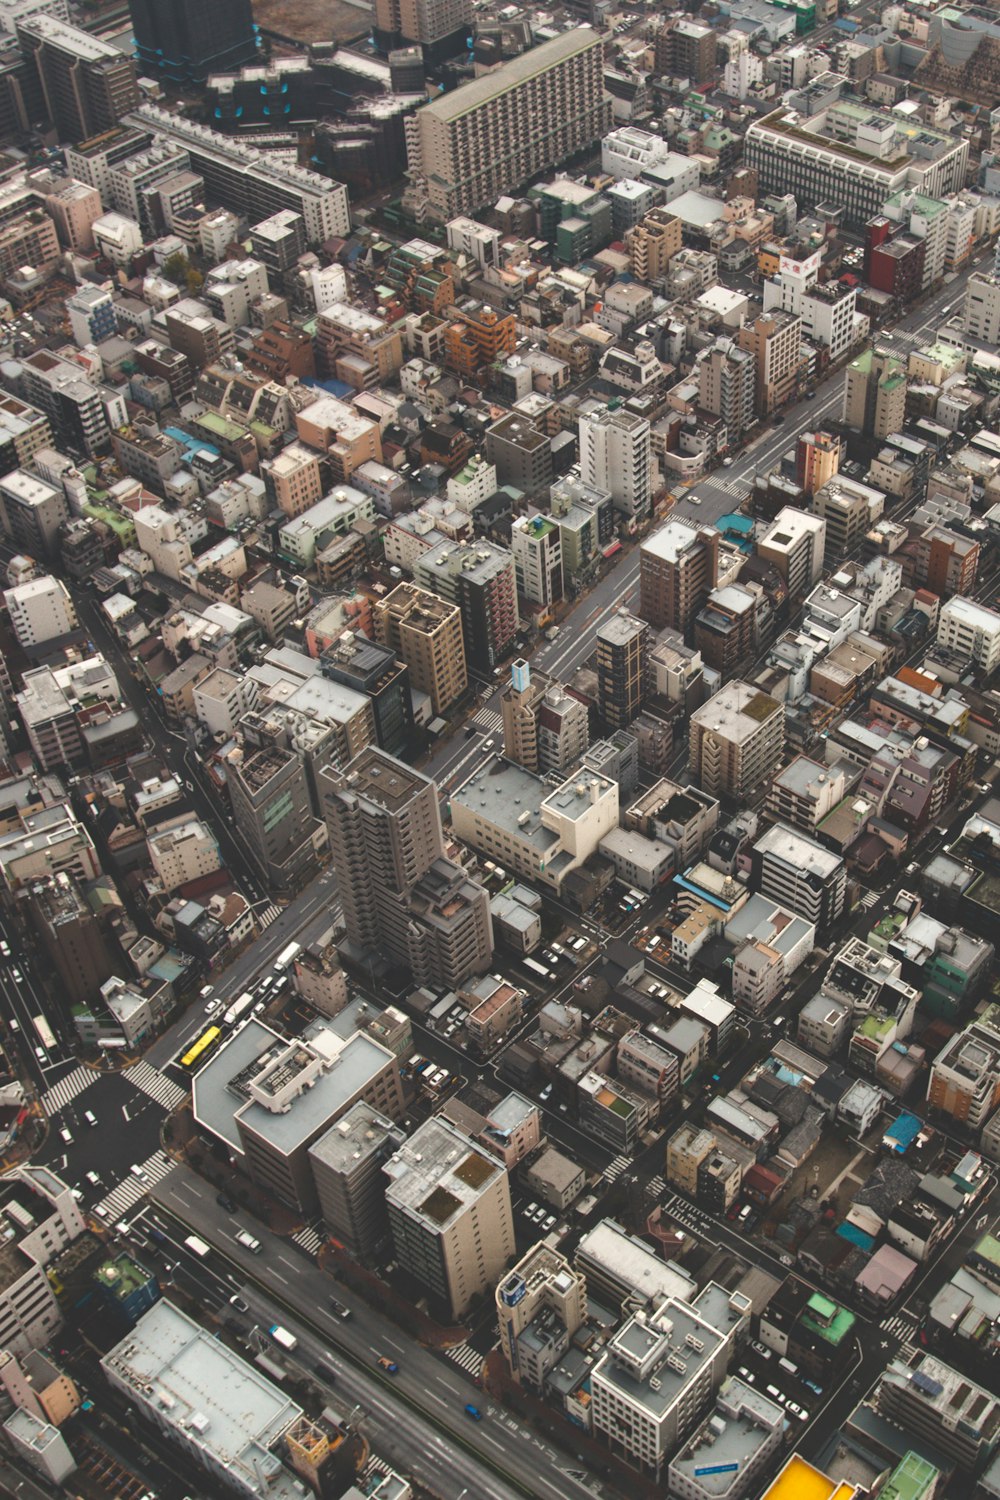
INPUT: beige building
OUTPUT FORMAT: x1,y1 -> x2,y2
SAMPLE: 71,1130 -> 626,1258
4,575 -> 78,648
374,582 -> 467,717
147,818 -> 221,892
667,1125 -> 718,1196
261,443 -> 323,519
375,0 -> 471,44
690,681 -> 784,800
295,396 -> 383,483
843,348 -> 906,438
496,1244 -> 587,1387
384,1116 -> 515,1318
737,309 -> 804,417
626,207 -> 682,284
404,27 -> 612,220
500,661 -> 589,774
316,303 -> 405,389
756,507 -> 827,598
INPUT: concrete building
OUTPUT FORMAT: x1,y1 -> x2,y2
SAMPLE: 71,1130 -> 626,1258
500,661 -> 588,775
843,348 -> 906,438
322,746 -> 493,988
0,1167 -> 84,1358
404,28 -> 611,220
26,871 -> 114,1007
0,468 -> 70,561
751,823 -> 846,933
374,582 -> 467,717
4,574 -> 77,649
626,206 -> 683,284
596,609 -> 649,732
757,507 -> 827,599
937,597 -> 1000,675
878,1353 -> 1000,1472
668,1378 -> 784,1500
963,272 -> 1000,345
640,520 -> 720,635
512,514 -> 563,611
766,755 -> 845,831
308,1102 -> 406,1257
414,539 -> 518,675
689,682 -> 784,801
17,15 -> 138,141
486,413 -> 553,498
227,745 -> 322,892
496,1244 -> 587,1389
737,309 -> 804,417
796,431 -> 842,500
384,1116 -> 515,1318
579,405 -> 653,519
102,1300 -> 305,1500
927,1022 -> 1000,1130
763,253 -> 860,362
698,342 -> 755,448
147,818 -> 221,893
374,0 -> 471,50
813,475 -> 885,561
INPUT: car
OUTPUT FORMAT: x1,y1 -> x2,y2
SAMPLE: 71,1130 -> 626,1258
721,456 -> 734,467
85,1170 -> 101,1187
229,1295 -> 249,1313
788,1402 -> 808,1422
12,966 -> 21,981
60,1127 -> 73,1145
84,1110 -> 97,1127
464,725 -> 478,738
543,1214 -> 556,1232
765,1383 -> 781,1399
0,940 -> 9,957
773,414 -> 785,424
216,1193 -> 237,1212
314,1359 -> 337,1382
804,1380 -> 824,1397
328,1298 -> 351,1320
751,1341 -> 771,1359
34,1047 -> 46,1063
205,998 -> 221,1015
805,390 -> 816,399
377,1356 -> 398,1373
525,1202 -> 539,1219
539,1084 -> 552,1102
464,1404 -> 483,1421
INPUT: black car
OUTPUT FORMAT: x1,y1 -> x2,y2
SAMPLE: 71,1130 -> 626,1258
216,1192 -> 237,1212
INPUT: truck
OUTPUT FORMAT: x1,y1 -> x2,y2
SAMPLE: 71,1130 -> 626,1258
223,992 -> 255,1028
270,1324 -> 297,1352
235,1229 -> 262,1254
184,1235 -> 211,1258
274,942 -> 301,974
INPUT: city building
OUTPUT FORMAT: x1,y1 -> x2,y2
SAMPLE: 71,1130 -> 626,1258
129,0 -> 258,88
757,507 -> 827,598
227,745 -> 322,892
322,746 -> 493,988
0,468 -> 70,561
383,1116 -> 515,1319
751,823 -> 846,933
596,609 -> 650,731
626,206 -> 683,284
813,476 -> 885,561
496,1244 -> 587,1389
17,16 -> 138,140
689,681 -> 784,801
26,871 -> 114,1006
937,597 -> 1000,675
796,431 -> 842,500
963,272 -> 1000,345
655,18 -> 717,84
511,515 -> 563,611
500,660 -> 589,775
373,582 -> 467,718
308,1102 -> 406,1258
668,1379 -> 784,1500
4,574 -> 77,649
403,27 -> 611,220
0,1167 -> 84,1358
737,309 -> 805,417
927,1021 -> 1000,1130
147,818 -> 222,893
579,405 -> 652,520
763,252 -> 860,362
843,348 -> 907,438
639,520 -> 719,635
698,342 -> 756,448
374,0 -> 471,53
878,1353 -> 1000,1471
414,539 -> 518,675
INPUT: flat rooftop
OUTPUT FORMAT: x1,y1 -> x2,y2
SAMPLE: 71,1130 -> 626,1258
383,1116 -> 503,1229
418,27 -> 600,124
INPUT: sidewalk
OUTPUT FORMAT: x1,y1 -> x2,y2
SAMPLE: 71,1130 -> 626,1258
318,1240 -> 470,1350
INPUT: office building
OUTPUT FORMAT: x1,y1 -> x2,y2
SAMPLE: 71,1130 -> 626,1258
414,539 -> 518,675
66,284 -> 115,349
486,413 -> 552,497
937,597 -> 1000,675
4,574 -> 77,648
129,0 -> 258,88
963,272 -> 1000,344
596,609 -> 649,731
227,745 -> 322,891
102,1300 -> 306,1500
639,520 -> 718,635
579,405 -> 652,519
26,871 -> 114,1007
130,105 -> 349,243
813,476 -> 885,561
320,632 -> 414,761
766,756 -> 845,832
843,347 -> 907,437
757,507 -> 826,598
0,1167 -> 84,1358
511,514 -> 563,611
496,1244 -> 587,1389
737,309 -> 805,417
15,655 -> 124,772
698,342 -> 755,448
751,823 -> 846,933
669,1379 -> 784,1500
655,18 -> 717,84
763,253 -> 859,362
878,1353 -> 1000,1471
384,1116 -> 515,1319
322,746 -> 493,988
147,818 -> 221,893
745,104 -> 968,230
308,1103 -> 406,1258
690,681 -> 784,802
373,581 -> 467,717
18,350 -> 116,457
17,16 -> 138,140
500,660 -> 588,775
404,27 -> 611,220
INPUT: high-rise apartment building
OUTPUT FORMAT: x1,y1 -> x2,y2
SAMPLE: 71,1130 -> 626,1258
374,0 -> 472,54
579,405 -> 652,519
737,310 -> 804,417
596,609 -> 650,731
796,430 -> 841,498
227,745 -> 322,891
497,1244 -> 587,1388
690,681 -> 784,801
500,660 -> 589,775
757,507 -> 827,598
322,747 -> 493,988
655,19 -> 717,83
639,519 -> 718,635
308,1103 -> 406,1257
697,342 -> 755,448
511,515 -> 563,610
404,28 -> 611,220
486,413 -> 553,497
962,271 -> 1000,344
843,347 -> 906,437
626,206 -> 682,284
129,0 -> 258,87
751,823 -> 846,933
373,581 -> 468,717
17,17 -> 138,141
320,632 -> 414,761
384,1116 -> 515,1319
27,871 -> 115,1007
260,443 -> 323,519
414,539 -> 518,674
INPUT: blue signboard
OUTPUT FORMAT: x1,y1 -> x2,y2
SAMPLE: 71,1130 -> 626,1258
694,1463 -> 739,1477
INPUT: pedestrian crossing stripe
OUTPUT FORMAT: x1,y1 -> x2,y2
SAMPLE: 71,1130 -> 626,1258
95,1150 -> 175,1224
292,1225 -> 323,1256
604,1153 -> 630,1183
42,1065 -> 95,1114
473,708 -> 504,735
259,905 -> 282,929
446,1340 -> 484,1377
123,1059 -> 187,1112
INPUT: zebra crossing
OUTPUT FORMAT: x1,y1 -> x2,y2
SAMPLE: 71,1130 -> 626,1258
472,707 -> 503,736
445,1339 -> 484,1378
604,1153 -> 630,1184
646,1174 -> 667,1201
292,1224 -> 323,1256
123,1059 -> 187,1112
883,1311 -> 918,1343
857,890 -> 881,912
94,1149 -> 175,1224
258,904 -> 282,929
42,1065 -> 95,1114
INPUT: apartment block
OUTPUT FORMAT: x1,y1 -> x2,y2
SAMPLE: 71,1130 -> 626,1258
737,309 -> 804,417
0,1167 -> 84,1358
937,597 -> 1000,675
500,660 -> 588,775
813,476 -> 885,561
511,515 -> 563,611
698,342 -> 755,448
4,574 -> 77,649
373,581 -> 467,717
486,413 -> 553,497
404,27 -> 612,220
579,405 -> 652,519
796,431 -> 842,499
596,609 -> 649,731
384,1116 -> 515,1318
878,1354 -> 1000,1471
147,818 -> 221,893
414,539 -> 518,675
689,681 -> 784,802
227,744 -> 322,891
626,206 -> 682,284
496,1244 -> 587,1388
766,755 -> 845,831
315,303 -> 404,388
927,1021 -> 1000,1130
17,16 -> 137,141
751,823 -> 846,933
308,1102 -> 406,1257
639,519 -> 718,634
843,347 -> 906,438
757,506 -> 827,598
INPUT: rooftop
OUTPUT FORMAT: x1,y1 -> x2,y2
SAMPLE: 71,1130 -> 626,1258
418,28 -> 601,124
383,1116 -> 502,1228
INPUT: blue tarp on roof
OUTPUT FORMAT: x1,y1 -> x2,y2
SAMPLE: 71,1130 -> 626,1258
882,1112 -> 922,1153
301,377 -> 354,398
164,426 -> 220,458
837,1221 -> 875,1250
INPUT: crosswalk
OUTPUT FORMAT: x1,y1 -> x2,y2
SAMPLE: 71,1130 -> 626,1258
123,1059 -> 187,1112
604,1153 -> 630,1185
646,1173 -> 667,1201
292,1224 -> 323,1256
473,707 -> 504,736
258,904 -> 282,929
445,1339 -> 484,1379
883,1311 -> 917,1343
94,1149 -> 175,1224
42,1065 -> 95,1114
857,891 -> 880,912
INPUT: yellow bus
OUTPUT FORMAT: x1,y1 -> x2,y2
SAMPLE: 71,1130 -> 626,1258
180,1025 -> 222,1072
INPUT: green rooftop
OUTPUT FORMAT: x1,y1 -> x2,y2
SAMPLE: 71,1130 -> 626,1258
857,1014 -> 894,1041
800,1297 -> 856,1346
880,1451 -> 940,1500
195,410 -> 247,441
972,1232 -> 1000,1268
83,501 -> 136,542
95,1253 -> 151,1299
